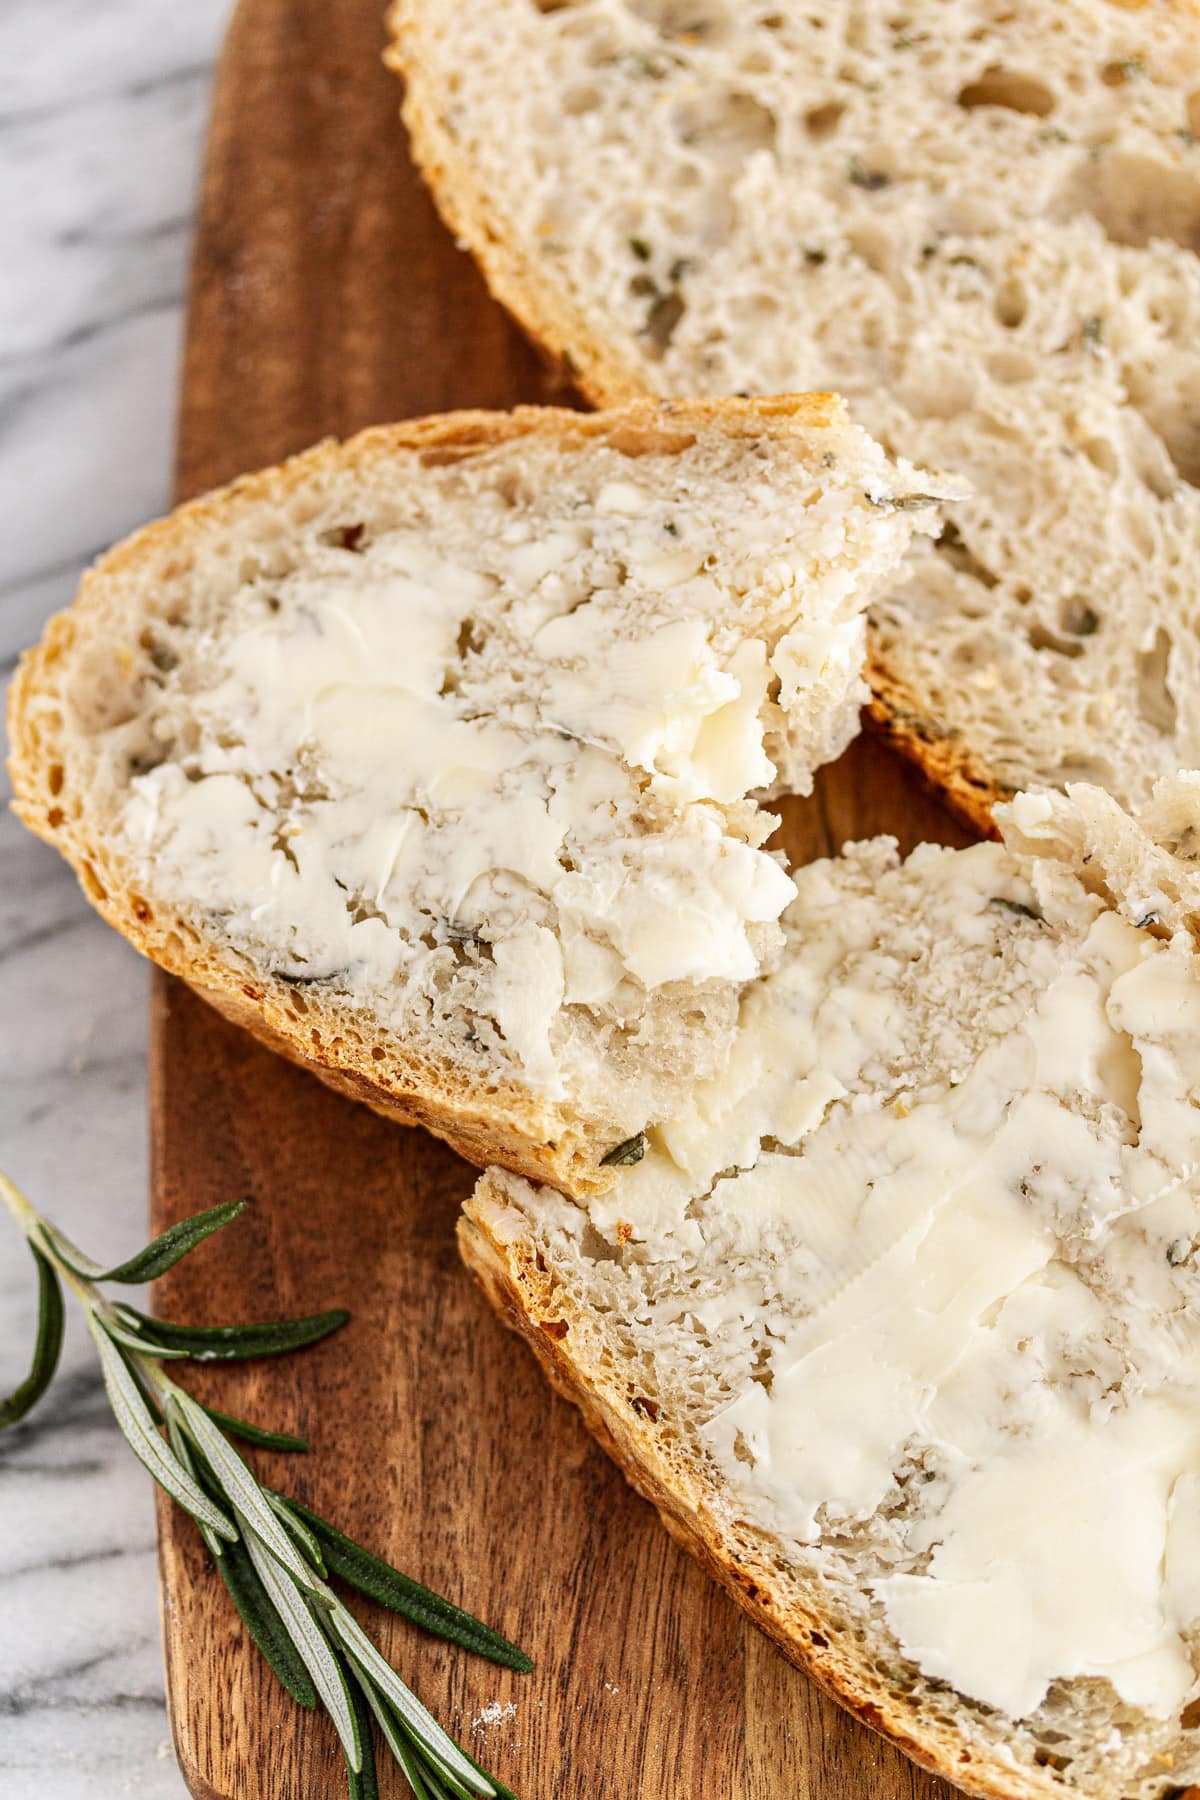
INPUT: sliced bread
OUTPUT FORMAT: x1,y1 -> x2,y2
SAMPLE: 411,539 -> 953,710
389,0 -> 1200,828
463,776 -> 1200,1800
6,397 -> 940,1196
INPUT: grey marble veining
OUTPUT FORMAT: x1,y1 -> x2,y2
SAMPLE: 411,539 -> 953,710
1,5 -> 234,1795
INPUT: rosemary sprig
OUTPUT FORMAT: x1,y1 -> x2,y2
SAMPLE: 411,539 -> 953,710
0,1172 -> 527,1799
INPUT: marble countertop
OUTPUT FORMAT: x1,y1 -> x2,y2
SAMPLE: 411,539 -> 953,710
1,5 -> 234,1794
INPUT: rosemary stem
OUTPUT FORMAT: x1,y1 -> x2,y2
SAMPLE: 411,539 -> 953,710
0,1174 -> 182,1357
0,1172 -> 101,1311
0,1170 -> 38,1233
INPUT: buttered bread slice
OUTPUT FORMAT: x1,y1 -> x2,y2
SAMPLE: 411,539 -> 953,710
7,398 -> 940,1194
464,777 -> 1200,1800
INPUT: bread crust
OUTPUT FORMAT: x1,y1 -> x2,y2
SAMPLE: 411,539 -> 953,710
459,1188 -> 1101,1800
5,395 -> 843,1201
865,645 -> 1006,841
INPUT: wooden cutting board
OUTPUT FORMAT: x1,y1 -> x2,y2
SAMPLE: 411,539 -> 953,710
151,2 -> 974,1795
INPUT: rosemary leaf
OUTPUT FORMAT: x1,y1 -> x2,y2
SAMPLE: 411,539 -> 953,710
599,1132 -> 647,1169
242,1524 -> 363,1769
280,1497 -> 532,1670
171,1391 -> 315,1586
989,896 -> 1044,923
166,1410 -> 227,1562
115,1306 -> 350,1362
88,1318 -> 236,1540
457,1745 -> 522,1800
218,1531 -> 320,1709
361,1684 -> 474,1800
336,1651 -> 381,1800
266,1491 -> 328,1577
200,1404 -> 308,1453
0,1240 -> 64,1429
359,1685 -> 440,1800
416,1738 -> 490,1800
397,1744 -> 441,1800
330,1606 -> 492,1797
38,1199 -> 247,1284
96,1309 -> 191,1360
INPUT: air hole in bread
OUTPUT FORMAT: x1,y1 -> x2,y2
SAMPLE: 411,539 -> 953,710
1134,408 -> 1200,491
1080,435 -> 1119,480
986,349 -> 1037,385
957,67 -> 1056,117
66,655 -> 141,734
1058,597 -> 1100,639
138,627 -> 179,673
935,522 -> 999,589
901,362 -> 976,420
1028,623 -> 1085,661
805,100 -> 845,139
317,523 -> 367,553
672,90 -> 776,157
562,83 -> 602,116
419,446 -> 480,468
47,762 -> 64,797
640,289 -> 687,355
993,276 -> 1028,328
1068,152 -> 1200,253
80,860 -> 107,903
847,223 -> 891,273
627,0 -> 723,30
1136,627 -> 1178,736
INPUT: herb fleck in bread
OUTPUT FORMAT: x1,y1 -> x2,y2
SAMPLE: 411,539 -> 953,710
6,397 -> 939,1196
389,0 -> 1200,829
463,778 -> 1200,1800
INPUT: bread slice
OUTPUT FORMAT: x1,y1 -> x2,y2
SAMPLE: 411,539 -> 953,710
462,777 -> 1200,1800
389,0 -> 1200,830
6,397 -> 941,1196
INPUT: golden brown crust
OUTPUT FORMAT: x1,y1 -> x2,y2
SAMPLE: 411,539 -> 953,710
865,638 -> 1006,842
459,1190 -> 1080,1800
5,394 -> 844,1201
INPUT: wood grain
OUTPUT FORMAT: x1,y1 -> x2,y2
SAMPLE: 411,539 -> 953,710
152,1 -> 973,1795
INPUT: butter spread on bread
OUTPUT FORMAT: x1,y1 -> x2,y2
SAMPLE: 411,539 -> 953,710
7,397 -> 940,1197
465,779 -> 1200,1800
